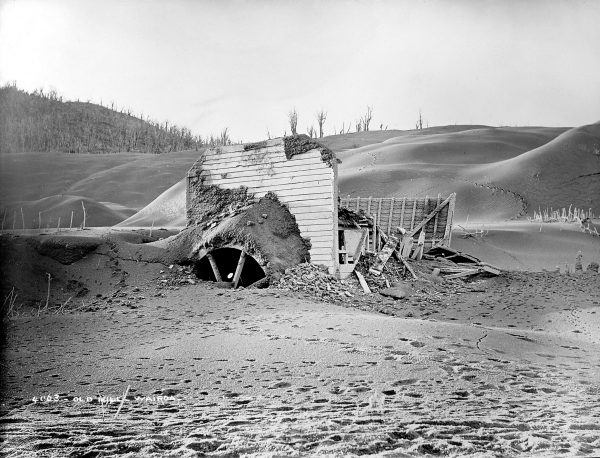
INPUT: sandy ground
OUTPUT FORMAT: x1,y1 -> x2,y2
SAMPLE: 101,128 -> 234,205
1,126 -> 599,456
451,221 -> 600,272
2,269 -> 600,457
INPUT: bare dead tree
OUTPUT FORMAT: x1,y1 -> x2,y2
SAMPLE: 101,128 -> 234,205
219,128 -> 230,145
416,110 -> 424,130
288,108 -> 298,135
316,109 -> 327,138
355,119 -> 363,132
361,106 -> 373,131
307,125 -> 316,138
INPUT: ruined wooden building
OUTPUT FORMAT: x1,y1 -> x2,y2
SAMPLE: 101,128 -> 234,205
186,135 -> 455,282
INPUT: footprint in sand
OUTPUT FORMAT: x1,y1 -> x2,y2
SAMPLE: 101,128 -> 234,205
392,378 -> 418,386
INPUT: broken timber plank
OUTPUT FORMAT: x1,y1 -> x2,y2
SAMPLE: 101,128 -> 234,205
400,197 -> 406,228
354,270 -> 371,293
232,251 -> 247,288
369,235 -> 399,276
432,194 -> 441,243
400,237 -> 413,258
443,269 -> 481,280
480,264 -> 501,275
406,194 -> 454,238
415,231 -> 426,260
353,229 -> 369,264
387,197 -> 394,235
206,253 -> 222,282
383,275 -> 391,288
393,251 -> 418,279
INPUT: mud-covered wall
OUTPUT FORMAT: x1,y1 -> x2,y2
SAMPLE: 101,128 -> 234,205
187,137 -> 339,273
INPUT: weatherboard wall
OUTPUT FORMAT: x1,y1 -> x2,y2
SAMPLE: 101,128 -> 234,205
187,138 -> 339,273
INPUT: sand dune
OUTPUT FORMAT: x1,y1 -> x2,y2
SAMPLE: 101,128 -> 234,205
320,124 -> 494,152
0,152 -> 139,204
0,150 -> 200,217
452,221 -> 600,271
64,150 -> 199,210
114,124 -> 598,229
338,124 -> 598,222
2,195 -> 135,229
470,122 -> 600,214
116,179 -> 187,228
2,124 -> 597,237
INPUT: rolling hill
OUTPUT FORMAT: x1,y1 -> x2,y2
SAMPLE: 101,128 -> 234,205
0,84 -> 201,154
2,120 -> 599,231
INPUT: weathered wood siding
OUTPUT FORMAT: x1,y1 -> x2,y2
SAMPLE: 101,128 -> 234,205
187,138 -> 338,272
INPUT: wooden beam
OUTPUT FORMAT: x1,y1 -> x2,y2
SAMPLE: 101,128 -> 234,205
407,194 -> 454,238
400,197 -> 406,228
206,253 -> 222,281
369,235 -> 398,275
232,251 -> 247,288
355,270 -> 371,293
387,197 -> 395,235
444,269 -> 481,280
400,236 -> 413,258
353,228 -> 369,262
393,251 -> 418,279
432,194 -> 441,246
444,193 -> 456,246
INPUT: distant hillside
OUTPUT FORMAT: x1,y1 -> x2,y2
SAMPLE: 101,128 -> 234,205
0,84 -> 203,154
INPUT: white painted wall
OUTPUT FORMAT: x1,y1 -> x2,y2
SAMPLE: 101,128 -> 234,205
187,138 -> 339,273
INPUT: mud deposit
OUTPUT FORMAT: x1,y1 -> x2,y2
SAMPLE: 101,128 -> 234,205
2,271 -> 600,457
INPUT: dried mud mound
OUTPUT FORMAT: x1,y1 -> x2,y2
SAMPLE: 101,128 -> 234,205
165,193 -> 310,277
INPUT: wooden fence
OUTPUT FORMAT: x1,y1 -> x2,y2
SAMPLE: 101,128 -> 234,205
340,193 -> 456,249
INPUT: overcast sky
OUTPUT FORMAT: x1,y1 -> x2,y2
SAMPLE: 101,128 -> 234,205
1,0 -> 599,141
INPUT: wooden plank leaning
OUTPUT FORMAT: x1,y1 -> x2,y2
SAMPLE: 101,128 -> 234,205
369,235 -> 399,276
353,229 -> 369,264
393,250 -> 418,279
406,194 -> 454,238
206,253 -> 222,282
354,271 -> 371,293
232,251 -> 247,288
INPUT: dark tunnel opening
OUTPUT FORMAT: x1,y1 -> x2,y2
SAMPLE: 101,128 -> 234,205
193,247 -> 266,288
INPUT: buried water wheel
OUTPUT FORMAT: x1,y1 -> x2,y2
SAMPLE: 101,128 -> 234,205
193,247 -> 266,288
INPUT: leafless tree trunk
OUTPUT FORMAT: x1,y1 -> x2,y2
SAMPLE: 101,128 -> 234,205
220,128 -> 230,145
288,108 -> 298,135
316,109 -> 327,138
362,106 -> 373,131
416,110 -> 423,130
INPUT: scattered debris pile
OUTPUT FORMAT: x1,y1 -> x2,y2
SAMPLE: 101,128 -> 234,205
423,246 -> 501,279
338,207 -> 372,227
273,231 -> 501,307
275,263 -> 356,302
